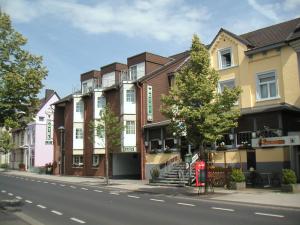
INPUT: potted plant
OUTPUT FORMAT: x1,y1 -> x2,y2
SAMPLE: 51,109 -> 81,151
19,163 -> 25,171
281,169 -> 298,192
230,168 -> 246,190
149,167 -> 160,182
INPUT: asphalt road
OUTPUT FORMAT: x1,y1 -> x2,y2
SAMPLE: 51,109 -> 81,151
1,172 -> 300,225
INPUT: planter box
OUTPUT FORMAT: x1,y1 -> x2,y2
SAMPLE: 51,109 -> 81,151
230,181 -> 246,190
281,184 -> 300,193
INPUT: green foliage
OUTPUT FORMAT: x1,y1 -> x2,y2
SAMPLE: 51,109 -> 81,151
161,35 -> 241,155
282,169 -> 297,184
0,12 -> 48,128
0,163 -> 9,169
0,129 -> 14,154
230,168 -> 245,182
150,167 -> 160,179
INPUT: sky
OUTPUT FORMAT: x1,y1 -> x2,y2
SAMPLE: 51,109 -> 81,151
0,0 -> 300,98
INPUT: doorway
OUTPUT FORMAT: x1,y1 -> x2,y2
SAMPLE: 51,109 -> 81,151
247,150 -> 256,170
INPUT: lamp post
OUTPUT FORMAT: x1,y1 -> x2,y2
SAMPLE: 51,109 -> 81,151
58,126 -> 65,175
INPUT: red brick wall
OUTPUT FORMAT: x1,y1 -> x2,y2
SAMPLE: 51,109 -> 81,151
53,106 -> 65,175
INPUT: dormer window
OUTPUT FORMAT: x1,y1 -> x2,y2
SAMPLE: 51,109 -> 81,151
218,48 -> 233,69
129,65 -> 137,80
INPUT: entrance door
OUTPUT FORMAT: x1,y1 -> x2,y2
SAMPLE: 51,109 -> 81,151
247,151 -> 256,170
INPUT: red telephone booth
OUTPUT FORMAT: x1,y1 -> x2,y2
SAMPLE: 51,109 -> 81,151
195,160 -> 206,187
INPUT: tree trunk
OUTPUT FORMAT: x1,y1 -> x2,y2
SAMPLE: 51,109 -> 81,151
105,135 -> 109,185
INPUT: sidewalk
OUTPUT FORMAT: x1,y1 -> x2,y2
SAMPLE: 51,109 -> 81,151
1,169 -> 300,209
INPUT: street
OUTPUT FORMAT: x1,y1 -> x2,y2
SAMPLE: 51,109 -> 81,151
1,173 -> 300,225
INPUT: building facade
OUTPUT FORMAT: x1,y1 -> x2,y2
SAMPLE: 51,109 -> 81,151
10,89 -> 59,170
53,18 -> 300,180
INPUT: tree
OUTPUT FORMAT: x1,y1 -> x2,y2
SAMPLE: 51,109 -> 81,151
0,129 -> 14,166
90,104 -> 123,184
161,35 -> 241,159
0,12 -> 48,129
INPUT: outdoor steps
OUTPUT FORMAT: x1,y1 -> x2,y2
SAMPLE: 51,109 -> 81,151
149,162 -> 196,187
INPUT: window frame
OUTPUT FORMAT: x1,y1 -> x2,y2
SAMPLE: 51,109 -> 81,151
72,155 -> 84,167
92,154 -> 100,167
97,96 -> 105,108
218,79 -> 235,93
75,128 -> 83,139
218,47 -> 233,69
256,70 -> 279,101
126,89 -> 135,103
125,121 -> 135,134
76,101 -> 83,113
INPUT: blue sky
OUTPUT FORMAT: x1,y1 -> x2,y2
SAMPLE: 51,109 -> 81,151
0,0 -> 299,98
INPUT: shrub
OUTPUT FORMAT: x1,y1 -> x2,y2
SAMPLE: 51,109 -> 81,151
0,163 -> 9,169
230,168 -> 245,182
282,169 -> 297,184
150,167 -> 160,179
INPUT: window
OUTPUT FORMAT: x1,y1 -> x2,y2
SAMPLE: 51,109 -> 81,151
39,116 -> 45,122
126,121 -> 135,134
82,82 -> 87,94
126,89 -> 135,103
72,155 -> 83,167
218,48 -> 232,69
76,101 -> 83,112
129,65 -> 137,80
218,79 -> 235,93
92,155 -> 100,167
75,128 -> 83,139
97,96 -> 105,108
256,71 -> 278,100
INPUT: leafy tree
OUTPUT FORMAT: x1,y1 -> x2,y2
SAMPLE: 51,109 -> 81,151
0,12 -> 47,129
90,104 -> 123,184
161,35 -> 241,159
0,129 -> 14,165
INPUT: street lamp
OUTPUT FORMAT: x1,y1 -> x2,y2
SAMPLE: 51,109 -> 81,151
58,126 -> 65,175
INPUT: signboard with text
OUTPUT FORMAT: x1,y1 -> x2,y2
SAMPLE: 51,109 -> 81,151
252,136 -> 300,147
147,85 -> 153,121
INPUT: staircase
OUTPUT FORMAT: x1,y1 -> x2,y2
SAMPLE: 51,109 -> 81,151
149,162 -> 195,187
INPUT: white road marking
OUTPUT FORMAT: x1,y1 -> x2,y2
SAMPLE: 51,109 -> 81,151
150,198 -> 165,202
211,207 -> 235,212
70,186 -> 76,189
81,188 -> 88,191
128,195 -> 140,199
8,193 -> 13,196
25,200 -> 32,204
110,192 -> 120,195
93,190 -> 102,193
60,184 -> 66,187
51,183 -> 56,185
51,210 -> 63,215
70,217 -> 86,224
37,180 -> 41,183
16,196 -> 22,200
1,190 -> 6,193
31,179 -> 35,181
177,202 -> 195,207
37,205 -> 46,209
255,212 -> 284,218
44,181 -> 48,184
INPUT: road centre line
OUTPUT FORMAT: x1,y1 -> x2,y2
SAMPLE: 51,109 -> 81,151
37,204 -> 46,209
8,193 -> 13,196
25,200 -> 32,204
16,196 -> 22,199
60,184 -> 66,187
1,190 -> 6,193
177,202 -> 195,207
37,180 -> 41,183
211,207 -> 235,212
44,181 -> 48,184
70,217 -> 86,224
93,190 -> 102,193
110,192 -> 120,195
81,188 -> 88,190
150,198 -> 165,202
255,212 -> 284,218
51,183 -> 56,185
70,186 -> 76,189
128,195 -> 140,199
51,210 -> 63,215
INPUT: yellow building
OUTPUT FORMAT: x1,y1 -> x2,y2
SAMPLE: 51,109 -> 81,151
209,18 -> 300,181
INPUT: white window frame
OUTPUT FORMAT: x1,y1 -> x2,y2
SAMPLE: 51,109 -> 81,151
125,121 -> 135,134
126,89 -> 135,103
92,154 -> 100,167
256,70 -> 279,101
72,155 -> 83,167
218,47 -> 233,69
75,128 -> 83,139
97,96 -> 105,108
218,79 -> 235,93
129,65 -> 137,80
82,82 -> 87,94
76,101 -> 83,112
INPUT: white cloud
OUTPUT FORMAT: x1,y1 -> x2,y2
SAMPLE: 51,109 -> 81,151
0,0 -> 210,42
283,0 -> 300,11
247,0 -> 280,22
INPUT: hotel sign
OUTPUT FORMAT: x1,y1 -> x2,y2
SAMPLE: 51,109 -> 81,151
46,119 -> 53,144
147,85 -> 153,121
252,136 -> 300,147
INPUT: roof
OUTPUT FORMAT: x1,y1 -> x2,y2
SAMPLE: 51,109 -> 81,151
241,103 -> 300,115
210,17 -> 300,52
39,89 -> 60,111
52,93 -> 73,106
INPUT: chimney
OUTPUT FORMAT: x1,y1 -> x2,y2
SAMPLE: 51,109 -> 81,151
45,89 -> 54,100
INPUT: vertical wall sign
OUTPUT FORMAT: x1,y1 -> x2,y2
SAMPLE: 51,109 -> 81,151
147,85 -> 153,121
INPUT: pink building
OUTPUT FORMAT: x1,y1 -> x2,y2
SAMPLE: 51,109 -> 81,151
10,89 -> 60,170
